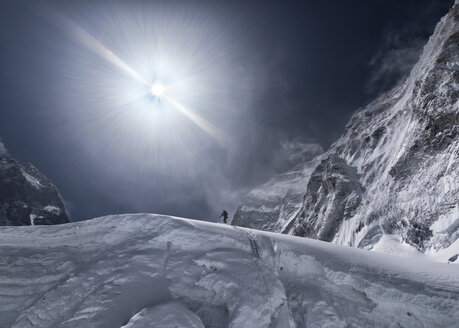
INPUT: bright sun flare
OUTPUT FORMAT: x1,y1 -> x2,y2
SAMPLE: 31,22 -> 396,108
151,82 -> 166,97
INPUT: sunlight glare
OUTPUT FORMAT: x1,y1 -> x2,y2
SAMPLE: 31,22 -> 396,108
151,82 -> 166,97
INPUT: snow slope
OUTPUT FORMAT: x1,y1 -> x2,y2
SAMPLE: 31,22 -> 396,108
0,214 -> 457,327
234,1 -> 459,256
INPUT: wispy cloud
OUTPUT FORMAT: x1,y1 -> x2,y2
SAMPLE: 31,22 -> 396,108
281,138 -> 323,166
0,138 -> 8,157
367,27 -> 425,94
367,1 -> 453,94
367,38 -> 424,93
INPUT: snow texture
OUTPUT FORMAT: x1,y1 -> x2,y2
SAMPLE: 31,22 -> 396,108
121,302 -> 205,328
0,214 -> 457,328
234,2 -> 459,257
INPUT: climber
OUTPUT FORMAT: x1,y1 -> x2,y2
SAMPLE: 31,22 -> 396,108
219,210 -> 228,224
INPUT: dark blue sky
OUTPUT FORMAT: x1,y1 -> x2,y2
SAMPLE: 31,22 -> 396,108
0,0 -> 453,221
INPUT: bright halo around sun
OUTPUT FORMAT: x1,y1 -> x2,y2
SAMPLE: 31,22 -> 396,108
46,5 -> 229,147
151,82 -> 166,97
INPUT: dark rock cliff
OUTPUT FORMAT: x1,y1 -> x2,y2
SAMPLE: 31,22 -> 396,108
0,157 -> 68,226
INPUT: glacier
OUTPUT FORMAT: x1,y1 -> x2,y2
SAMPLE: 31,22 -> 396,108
0,214 -> 458,327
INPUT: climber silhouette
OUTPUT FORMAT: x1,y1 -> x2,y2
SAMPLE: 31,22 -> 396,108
219,210 -> 228,224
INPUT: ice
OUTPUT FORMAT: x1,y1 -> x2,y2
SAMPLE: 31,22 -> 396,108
121,302 -> 205,328
29,214 -> 37,226
370,234 -> 421,258
43,205 -> 61,214
20,170 -> 43,189
0,214 -> 457,327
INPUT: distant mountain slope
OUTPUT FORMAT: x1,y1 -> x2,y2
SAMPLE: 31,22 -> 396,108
234,1 -> 459,256
232,158 -> 321,233
0,157 -> 68,226
0,214 -> 457,328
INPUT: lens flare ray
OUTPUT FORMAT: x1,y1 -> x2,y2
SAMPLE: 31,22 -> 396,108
46,8 -> 228,144
33,0 -> 261,191
165,96 -> 225,145
44,7 -> 151,87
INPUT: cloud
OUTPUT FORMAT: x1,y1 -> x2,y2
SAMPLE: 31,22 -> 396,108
367,29 -> 425,94
198,138 -> 324,221
281,138 -> 323,166
367,1 -> 453,94
0,138 -> 8,157
367,39 -> 423,93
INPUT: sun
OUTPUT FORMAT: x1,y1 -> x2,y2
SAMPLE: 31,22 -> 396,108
151,82 -> 166,97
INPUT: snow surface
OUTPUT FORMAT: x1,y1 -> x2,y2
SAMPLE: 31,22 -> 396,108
121,302 -> 205,328
0,214 -> 457,328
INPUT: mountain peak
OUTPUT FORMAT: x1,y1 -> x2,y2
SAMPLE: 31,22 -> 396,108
234,2 -> 459,258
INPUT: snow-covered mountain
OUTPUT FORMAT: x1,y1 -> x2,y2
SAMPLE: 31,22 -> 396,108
0,157 -> 68,226
234,1 -> 459,257
0,214 -> 457,328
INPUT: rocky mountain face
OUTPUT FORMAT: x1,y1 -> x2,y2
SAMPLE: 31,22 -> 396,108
0,157 -> 68,226
233,1 -> 459,255
232,159 -> 321,234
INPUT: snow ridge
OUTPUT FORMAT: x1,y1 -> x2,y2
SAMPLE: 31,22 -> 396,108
0,214 -> 457,328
